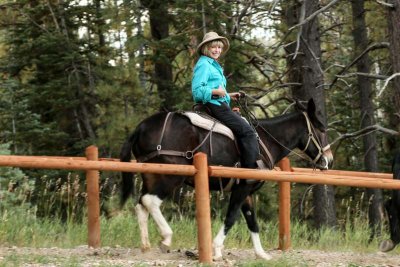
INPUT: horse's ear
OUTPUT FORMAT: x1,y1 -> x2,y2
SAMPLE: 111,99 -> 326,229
307,98 -> 326,129
306,98 -> 316,115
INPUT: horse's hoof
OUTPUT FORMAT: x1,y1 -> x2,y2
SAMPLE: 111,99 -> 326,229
256,252 -> 272,260
379,239 -> 396,252
213,255 -> 223,261
159,242 -> 171,253
185,250 -> 199,260
141,246 -> 151,253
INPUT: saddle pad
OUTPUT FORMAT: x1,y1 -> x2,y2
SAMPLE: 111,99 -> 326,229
181,112 -> 235,140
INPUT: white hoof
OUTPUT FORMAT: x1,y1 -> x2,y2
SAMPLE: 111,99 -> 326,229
213,255 -> 224,261
213,245 -> 224,261
255,251 -> 272,260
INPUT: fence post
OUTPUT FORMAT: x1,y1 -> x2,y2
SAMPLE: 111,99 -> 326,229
278,157 -> 291,250
193,152 -> 212,264
86,145 -> 100,248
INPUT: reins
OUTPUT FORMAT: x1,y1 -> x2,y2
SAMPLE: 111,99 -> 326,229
235,96 -> 274,168
300,111 -> 331,164
235,97 -> 327,167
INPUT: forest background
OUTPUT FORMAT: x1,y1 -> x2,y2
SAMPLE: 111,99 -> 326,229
0,0 -> 400,236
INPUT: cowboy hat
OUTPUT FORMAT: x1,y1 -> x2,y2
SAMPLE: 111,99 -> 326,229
196,32 -> 230,55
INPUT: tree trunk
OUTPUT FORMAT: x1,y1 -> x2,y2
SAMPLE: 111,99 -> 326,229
94,0 -> 105,48
58,0 -> 97,139
350,0 -> 385,235
388,1 -> 400,149
283,0 -> 337,228
141,0 -> 175,111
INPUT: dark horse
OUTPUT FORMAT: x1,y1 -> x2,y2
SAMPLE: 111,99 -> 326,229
120,98 -> 333,260
380,151 -> 400,252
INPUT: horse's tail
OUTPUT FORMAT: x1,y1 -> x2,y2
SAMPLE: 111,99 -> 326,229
119,128 -> 139,208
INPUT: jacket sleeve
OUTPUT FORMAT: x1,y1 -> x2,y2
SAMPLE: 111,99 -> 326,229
192,61 -> 213,104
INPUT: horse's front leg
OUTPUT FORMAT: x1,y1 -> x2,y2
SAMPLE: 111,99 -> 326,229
141,194 -> 173,253
241,195 -> 272,260
213,187 -> 249,261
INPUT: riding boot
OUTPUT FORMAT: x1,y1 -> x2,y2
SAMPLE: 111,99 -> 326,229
238,133 -> 260,184
238,133 -> 258,168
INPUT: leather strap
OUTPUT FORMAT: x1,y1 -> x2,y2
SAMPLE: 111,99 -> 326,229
258,138 -> 274,169
137,113 -> 217,163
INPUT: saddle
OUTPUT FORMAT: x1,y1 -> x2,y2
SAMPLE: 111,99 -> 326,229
182,111 -> 234,140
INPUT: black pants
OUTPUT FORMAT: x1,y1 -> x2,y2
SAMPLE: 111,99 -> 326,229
206,102 -> 259,168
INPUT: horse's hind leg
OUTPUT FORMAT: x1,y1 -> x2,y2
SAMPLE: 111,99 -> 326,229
141,193 -> 173,253
241,196 -> 271,260
135,202 -> 151,252
380,199 -> 400,252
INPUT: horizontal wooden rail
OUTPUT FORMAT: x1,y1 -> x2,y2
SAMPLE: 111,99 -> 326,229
0,155 -> 196,176
209,166 -> 400,190
35,157 -> 393,179
11,156 -> 393,179
31,156 -> 133,162
290,167 -> 392,179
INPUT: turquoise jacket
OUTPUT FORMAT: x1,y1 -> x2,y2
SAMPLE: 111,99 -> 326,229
191,55 -> 230,106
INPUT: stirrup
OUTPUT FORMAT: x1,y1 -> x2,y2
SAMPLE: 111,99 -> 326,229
256,159 -> 268,169
244,160 -> 267,184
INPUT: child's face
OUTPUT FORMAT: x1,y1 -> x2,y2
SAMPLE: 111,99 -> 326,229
208,44 -> 223,60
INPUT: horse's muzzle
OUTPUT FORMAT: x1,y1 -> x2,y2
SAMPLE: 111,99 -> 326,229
316,152 -> 333,170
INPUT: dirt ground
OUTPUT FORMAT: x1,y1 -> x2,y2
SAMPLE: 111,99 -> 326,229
1,246 -> 400,267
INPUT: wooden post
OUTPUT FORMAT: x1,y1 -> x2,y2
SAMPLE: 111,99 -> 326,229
278,157 -> 291,250
193,153 -> 212,264
86,145 -> 100,248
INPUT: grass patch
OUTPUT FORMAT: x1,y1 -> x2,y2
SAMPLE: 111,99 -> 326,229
0,206 -> 389,252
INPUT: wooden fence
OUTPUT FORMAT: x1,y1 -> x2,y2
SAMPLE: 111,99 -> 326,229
0,146 -> 398,264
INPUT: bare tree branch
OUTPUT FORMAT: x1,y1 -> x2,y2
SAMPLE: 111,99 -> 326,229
329,42 -> 390,89
288,0 -> 341,31
230,0 -> 254,35
46,0 -> 60,31
301,36 -> 324,75
330,124 -> 399,146
248,96 -> 294,113
377,72 -> 400,97
336,72 -> 388,80
376,0 -> 394,8
248,82 -> 301,100
293,0 -> 306,59
320,22 -> 345,36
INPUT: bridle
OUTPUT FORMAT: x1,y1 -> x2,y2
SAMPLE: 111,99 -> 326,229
300,112 -> 330,164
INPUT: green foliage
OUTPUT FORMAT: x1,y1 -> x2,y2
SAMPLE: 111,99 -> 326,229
0,143 -> 33,212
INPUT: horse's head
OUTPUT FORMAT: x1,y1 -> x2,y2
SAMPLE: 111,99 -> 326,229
297,99 -> 333,170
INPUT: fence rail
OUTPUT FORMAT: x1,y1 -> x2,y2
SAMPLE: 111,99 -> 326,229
209,165 -> 399,189
0,146 -> 397,264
